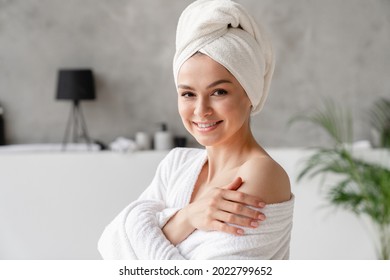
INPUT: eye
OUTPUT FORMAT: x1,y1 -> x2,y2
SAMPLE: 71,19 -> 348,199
212,89 -> 228,96
181,91 -> 196,98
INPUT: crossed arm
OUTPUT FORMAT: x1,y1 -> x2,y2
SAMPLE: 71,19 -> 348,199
98,152 -> 292,259
162,157 -> 291,246
162,177 -> 266,245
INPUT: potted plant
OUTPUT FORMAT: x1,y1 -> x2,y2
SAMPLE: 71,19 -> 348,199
369,98 -> 390,148
290,99 -> 390,259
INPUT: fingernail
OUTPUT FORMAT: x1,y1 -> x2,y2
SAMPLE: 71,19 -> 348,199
258,202 -> 266,208
258,214 -> 266,221
237,229 -> 244,235
250,221 -> 259,228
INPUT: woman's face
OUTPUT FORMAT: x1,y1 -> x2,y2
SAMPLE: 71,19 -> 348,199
177,53 -> 252,147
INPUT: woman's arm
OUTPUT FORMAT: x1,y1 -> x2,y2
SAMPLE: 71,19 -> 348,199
182,197 -> 295,260
124,200 -> 187,259
238,156 -> 291,204
98,198 -> 188,259
171,158 -> 294,260
162,177 -> 266,245
163,156 -> 291,247
98,149 -> 185,259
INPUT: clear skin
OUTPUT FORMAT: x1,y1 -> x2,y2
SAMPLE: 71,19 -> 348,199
162,53 -> 291,245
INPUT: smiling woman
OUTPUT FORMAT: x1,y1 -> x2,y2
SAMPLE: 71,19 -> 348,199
98,0 -> 294,260
177,53 -> 252,148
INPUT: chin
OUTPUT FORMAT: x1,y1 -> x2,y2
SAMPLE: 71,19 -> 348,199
193,135 -> 223,147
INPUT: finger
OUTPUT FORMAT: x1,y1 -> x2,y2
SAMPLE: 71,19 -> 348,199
224,177 -> 243,191
219,200 -> 266,221
222,189 -> 266,208
214,210 -> 260,229
210,220 -> 245,236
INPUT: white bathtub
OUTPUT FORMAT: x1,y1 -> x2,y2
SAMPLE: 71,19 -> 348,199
0,148 -> 384,259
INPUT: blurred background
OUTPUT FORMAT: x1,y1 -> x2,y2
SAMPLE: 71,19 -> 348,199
0,0 -> 389,260
0,0 -> 389,147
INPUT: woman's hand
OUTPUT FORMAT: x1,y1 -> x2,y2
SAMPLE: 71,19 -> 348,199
184,177 -> 266,236
162,177 -> 266,245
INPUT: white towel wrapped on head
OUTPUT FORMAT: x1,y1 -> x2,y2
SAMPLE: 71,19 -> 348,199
173,0 -> 275,115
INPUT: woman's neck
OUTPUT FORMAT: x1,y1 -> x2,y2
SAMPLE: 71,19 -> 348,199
204,129 -> 262,183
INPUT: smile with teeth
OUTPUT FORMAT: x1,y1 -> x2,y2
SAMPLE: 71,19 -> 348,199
194,121 -> 223,130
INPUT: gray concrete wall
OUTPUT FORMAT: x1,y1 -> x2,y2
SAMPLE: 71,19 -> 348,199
0,0 -> 389,147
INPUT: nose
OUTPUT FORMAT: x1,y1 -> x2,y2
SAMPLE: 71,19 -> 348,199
194,97 -> 212,117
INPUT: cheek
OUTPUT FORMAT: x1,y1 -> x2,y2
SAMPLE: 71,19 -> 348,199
218,96 -> 247,113
178,100 -> 192,120
236,93 -> 252,113
222,95 -> 251,120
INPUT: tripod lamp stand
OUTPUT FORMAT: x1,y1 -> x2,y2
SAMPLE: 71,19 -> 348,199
56,69 -> 96,150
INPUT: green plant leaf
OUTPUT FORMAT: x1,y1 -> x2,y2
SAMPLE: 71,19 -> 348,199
290,97 -> 390,259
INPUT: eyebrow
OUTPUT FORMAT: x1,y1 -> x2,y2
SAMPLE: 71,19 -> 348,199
177,79 -> 232,90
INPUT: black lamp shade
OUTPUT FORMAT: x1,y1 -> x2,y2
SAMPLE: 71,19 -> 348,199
56,69 -> 95,100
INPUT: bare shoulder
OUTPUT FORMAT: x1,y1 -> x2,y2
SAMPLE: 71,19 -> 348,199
237,156 -> 291,204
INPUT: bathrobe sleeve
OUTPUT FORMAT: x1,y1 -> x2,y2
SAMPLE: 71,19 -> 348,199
136,149 -> 183,229
114,196 -> 295,260
174,198 -> 295,260
98,149 -> 186,259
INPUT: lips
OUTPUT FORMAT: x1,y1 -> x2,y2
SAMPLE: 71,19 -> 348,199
193,120 -> 223,131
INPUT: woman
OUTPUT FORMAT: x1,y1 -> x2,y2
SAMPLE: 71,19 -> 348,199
98,0 -> 294,259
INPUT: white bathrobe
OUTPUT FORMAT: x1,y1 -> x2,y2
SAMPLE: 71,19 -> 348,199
98,148 -> 294,260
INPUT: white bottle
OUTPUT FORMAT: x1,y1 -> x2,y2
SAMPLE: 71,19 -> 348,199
154,123 -> 173,150
135,131 -> 151,150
